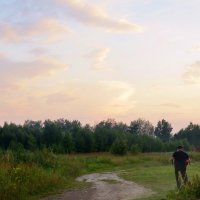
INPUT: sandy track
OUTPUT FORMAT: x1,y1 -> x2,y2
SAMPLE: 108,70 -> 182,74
42,172 -> 153,200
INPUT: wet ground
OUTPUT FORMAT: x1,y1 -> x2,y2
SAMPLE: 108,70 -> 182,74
42,172 -> 153,200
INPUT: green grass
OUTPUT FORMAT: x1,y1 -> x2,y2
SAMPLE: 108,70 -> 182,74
76,152 -> 200,200
167,175 -> 200,200
0,151 -> 88,200
1,151 -> 200,200
121,165 -> 175,200
119,157 -> 200,200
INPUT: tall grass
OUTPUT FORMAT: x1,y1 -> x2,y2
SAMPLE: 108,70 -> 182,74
0,150 -> 199,200
190,152 -> 200,162
167,175 -> 200,200
0,151 -> 172,199
0,150 -> 84,200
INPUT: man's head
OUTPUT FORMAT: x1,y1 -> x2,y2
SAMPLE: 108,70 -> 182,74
177,145 -> 183,150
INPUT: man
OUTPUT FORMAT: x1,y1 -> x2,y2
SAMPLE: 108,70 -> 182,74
171,145 -> 190,189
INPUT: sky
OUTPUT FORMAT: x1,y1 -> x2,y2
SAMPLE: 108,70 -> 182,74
1,0 -> 200,132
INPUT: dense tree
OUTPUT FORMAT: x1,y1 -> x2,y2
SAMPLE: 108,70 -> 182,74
174,123 -> 200,148
82,125 -> 95,152
0,118 -> 197,153
94,119 -> 118,152
62,132 -> 73,153
23,120 -> 43,148
129,118 -> 154,136
154,119 -> 173,142
43,120 -> 62,149
110,137 -> 127,155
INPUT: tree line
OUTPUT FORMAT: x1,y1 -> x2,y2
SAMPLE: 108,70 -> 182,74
0,118 -> 199,154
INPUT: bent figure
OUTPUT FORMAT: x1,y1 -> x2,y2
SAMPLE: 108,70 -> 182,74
171,145 -> 190,189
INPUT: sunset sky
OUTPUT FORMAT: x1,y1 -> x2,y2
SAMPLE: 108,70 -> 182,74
1,0 -> 200,132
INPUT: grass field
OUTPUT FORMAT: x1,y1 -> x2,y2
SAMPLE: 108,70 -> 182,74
0,151 -> 200,200
79,152 -> 200,200
121,160 -> 200,200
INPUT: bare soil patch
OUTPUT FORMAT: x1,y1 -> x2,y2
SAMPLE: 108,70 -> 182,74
42,172 -> 153,200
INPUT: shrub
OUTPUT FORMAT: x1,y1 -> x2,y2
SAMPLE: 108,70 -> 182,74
0,167 -> 27,200
130,144 -> 141,154
110,138 -> 127,155
0,150 -> 85,200
167,175 -> 200,200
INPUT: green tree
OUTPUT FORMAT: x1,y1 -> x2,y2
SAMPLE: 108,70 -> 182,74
129,118 -> 154,136
154,119 -> 173,142
62,132 -> 74,153
174,122 -> 200,148
110,137 -> 127,155
130,144 -> 141,154
23,120 -> 43,148
1,122 -> 18,149
43,120 -> 62,150
94,119 -> 118,152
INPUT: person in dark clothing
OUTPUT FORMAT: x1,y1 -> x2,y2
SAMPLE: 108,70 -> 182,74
171,145 -> 190,189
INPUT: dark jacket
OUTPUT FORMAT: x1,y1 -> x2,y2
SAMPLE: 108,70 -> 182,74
172,150 -> 189,168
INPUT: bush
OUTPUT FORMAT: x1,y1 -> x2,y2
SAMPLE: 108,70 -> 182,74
167,175 -> 200,200
0,150 -> 84,200
0,167 -> 27,200
110,138 -> 127,155
130,144 -> 141,154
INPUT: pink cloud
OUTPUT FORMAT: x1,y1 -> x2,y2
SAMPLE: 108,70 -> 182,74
183,61 -> 200,84
0,55 -> 68,90
56,0 -> 143,32
0,18 -> 71,43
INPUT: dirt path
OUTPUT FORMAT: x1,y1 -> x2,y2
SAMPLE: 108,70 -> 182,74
42,172 -> 153,200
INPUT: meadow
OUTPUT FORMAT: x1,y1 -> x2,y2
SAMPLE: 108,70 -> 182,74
0,150 -> 200,200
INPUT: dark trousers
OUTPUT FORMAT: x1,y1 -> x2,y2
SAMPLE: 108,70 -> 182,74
175,165 -> 188,189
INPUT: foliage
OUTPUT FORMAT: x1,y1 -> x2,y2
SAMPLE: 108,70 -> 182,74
0,150 -> 84,200
174,123 -> 200,149
129,118 -> 154,136
167,175 -> 200,200
1,117 -> 200,155
0,150 -> 200,200
130,144 -> 141,154
110,137 -> 128,155
154,119 -> 173,142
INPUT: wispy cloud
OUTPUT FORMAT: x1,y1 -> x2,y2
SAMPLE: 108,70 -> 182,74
86,48 -> 110,70
0,79 -> 136,124
160,103 -> 181,108
29,48 -> 49,56
0,52 -> 7,59
0,18 -> 71,43
56,0 -> 143,32
182,61 -> 200,84
190,44 -> 200,52
193,44 -> 200,51
99,81 -> 136,114
0,55 -> 68,90
195,45 -> 200,51
43,80 -> 136,116
45,91 -> 77,104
